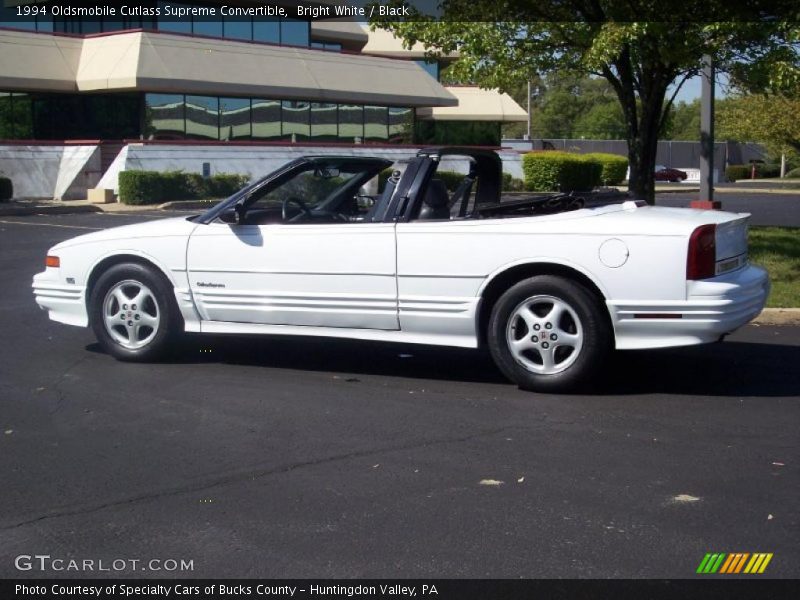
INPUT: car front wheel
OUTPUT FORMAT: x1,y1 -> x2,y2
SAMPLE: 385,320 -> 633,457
89,263 -> 180,361
487,276 -> 611,392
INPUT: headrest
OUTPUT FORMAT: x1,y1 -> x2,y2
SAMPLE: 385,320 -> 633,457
423,179 -> 449,208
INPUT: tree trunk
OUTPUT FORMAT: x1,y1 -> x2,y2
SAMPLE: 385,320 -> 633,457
627,125 -> 659,204
622,86 -> 667,205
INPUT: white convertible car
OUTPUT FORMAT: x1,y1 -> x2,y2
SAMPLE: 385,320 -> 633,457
33,148 -> 769,392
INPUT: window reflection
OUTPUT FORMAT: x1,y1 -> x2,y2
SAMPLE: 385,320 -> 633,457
2,91 -> 411,145
185,95 -> 219,140
281,100 -> 310,141
365,106 -> 388,142
220,97 -> 251,140
310,103 -> 337,141
145,94 -> 186,140
338,104 -> 363,142
389,107 -> 413,142
251,99 -> 282,140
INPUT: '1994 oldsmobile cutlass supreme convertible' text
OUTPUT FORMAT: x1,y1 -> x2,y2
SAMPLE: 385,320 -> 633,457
33,148 -> 769,392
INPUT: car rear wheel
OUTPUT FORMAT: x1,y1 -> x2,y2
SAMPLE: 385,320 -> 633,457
89,263 -> 180,361
487,275 -> 611,392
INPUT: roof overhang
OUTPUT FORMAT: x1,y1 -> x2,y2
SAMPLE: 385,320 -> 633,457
417,86 -> 528,122
0,29 -> 458,107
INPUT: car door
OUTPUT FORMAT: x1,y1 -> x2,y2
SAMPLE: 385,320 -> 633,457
186,221 -> 398,330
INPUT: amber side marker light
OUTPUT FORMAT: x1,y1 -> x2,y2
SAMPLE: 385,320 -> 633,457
45,256 -> 60,268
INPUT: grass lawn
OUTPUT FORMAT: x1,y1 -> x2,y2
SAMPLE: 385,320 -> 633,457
749,227 -> 800,307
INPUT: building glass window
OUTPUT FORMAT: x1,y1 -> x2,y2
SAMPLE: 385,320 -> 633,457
311,40 -> 342,51
281,100 -> 310,141
193,17 -> 222,38
253,20 -> 280,44
80,19 -> 102,35
223,19 -> 252,41
364,106 -> 389,142
0,93 -> 14,139
145,94 -> 186,139
13,94 -> 34,139
310,103 -> 338,141
338,104 -> 363,142
414,60 -> 440,81
158,2 -> 192,34
280,19 -> 309,47
220,97 -> 251,140
85,94 -> 140,139
251,99 -> 281,139
389,107 -> 413,142
185,95 -> 219,140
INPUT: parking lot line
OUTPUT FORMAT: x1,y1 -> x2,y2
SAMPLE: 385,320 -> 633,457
0,219 -> 102,230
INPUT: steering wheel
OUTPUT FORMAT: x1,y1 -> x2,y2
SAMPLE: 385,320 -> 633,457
282,197 -> 312,222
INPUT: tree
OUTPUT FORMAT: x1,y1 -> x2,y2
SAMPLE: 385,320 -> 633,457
370,1 -> 799,203
664,99 -> 701,141
717,92 -> 800,158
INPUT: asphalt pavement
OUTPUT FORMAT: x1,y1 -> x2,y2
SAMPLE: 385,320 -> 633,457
0,213 -> 798,579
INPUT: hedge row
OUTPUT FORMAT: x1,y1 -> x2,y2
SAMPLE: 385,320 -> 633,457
118,171 -> 250,205
522,151 -> 605,192
582,152 -> 628,185
0,176 -> 12,201
725,163 -> 782,182
785,167 -> 800,179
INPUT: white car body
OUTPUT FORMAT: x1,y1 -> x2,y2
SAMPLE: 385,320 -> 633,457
32,150 -> 769,389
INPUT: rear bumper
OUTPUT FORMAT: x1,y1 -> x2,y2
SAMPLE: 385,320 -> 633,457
32,269 -> 88,327
609,264 -> 770,350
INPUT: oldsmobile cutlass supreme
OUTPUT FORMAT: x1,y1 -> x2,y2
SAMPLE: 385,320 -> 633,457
33,148 -> 769,392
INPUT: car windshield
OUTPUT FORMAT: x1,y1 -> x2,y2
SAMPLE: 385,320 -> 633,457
246,164 -> 363,212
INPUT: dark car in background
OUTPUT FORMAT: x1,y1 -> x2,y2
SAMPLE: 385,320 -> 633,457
655,166 -> 688,182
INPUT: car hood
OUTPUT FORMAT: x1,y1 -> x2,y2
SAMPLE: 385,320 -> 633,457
51,216 -> 200,251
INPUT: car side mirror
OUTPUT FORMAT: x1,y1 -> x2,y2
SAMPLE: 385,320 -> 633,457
356,195 -> 376,211
234,203 -> 246,224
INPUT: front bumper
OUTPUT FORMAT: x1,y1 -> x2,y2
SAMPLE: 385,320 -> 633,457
609,264 -> 770,350
32,269 -> 88,327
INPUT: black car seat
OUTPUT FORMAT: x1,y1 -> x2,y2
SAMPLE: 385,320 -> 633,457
417,179 -> 450,220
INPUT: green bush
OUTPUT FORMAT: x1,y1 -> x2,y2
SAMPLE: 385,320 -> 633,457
522,151 -> 603,192
784,167 -> 800,179
119,170 -> 250,205
435,170 -> 467,192
582,152 -> 628,185
0,176 -> 12,201
726,165 -> 750,182
118,171 -> 166,205
759,163 -> 781,178
726,163 -> 782,182
502,172 -> 525,191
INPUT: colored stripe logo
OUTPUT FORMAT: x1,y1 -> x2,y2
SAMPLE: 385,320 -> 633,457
697,553 -> 773,574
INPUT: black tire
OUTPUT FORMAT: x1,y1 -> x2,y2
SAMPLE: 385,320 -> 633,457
487,275 -> 611,392
89,262 -> 181,362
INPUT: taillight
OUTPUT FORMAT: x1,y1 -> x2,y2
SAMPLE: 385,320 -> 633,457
686,224 -> 716,280
45,255 -> 60,268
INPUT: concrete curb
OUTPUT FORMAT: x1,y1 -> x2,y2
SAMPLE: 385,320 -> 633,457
0,203 -> 101,217
753,308 -> 800,326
